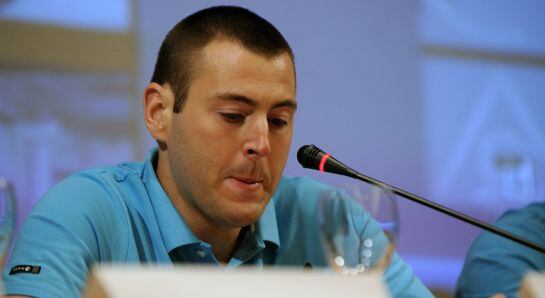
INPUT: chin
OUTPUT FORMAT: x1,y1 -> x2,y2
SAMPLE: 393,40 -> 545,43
222,206 -> 265,227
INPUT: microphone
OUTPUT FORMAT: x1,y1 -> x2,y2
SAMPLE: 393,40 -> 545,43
297,144 -> 545,254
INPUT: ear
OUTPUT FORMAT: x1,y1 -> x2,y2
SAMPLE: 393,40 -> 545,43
143,82 -> 175,146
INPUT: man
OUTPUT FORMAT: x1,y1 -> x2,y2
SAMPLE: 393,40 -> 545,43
3,6 -> 432,297
456,202 -> 545,298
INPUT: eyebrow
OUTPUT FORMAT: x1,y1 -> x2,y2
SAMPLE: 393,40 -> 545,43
215,93 -> 297,111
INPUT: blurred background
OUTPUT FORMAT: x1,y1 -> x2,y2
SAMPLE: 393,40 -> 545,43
1,0 -> 544,295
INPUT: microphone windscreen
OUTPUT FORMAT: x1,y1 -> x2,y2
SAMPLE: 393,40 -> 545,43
297,144 -> 324,170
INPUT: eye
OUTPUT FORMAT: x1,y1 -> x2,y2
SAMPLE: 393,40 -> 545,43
221,113 -> 245,123
268,117 -> 288,128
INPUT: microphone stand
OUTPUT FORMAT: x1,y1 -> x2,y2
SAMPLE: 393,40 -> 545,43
350,169 -> 545,254
298,144 -> 545,254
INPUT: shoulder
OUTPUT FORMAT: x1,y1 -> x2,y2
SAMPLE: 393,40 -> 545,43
35,162 -> 144,211
499,202 -> 545,227
274,176 -> 333,201
2,163 -> 146,297
273,176 -> 332,213
482,202 -> 545,248
22,162 -> 147,256
272,176 -> 342,241
456,202 -> 545,297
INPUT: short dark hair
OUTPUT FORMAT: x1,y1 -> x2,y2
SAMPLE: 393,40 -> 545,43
151,6 -> 295,113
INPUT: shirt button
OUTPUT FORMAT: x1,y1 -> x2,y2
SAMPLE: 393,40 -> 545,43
195,249 -> 206,258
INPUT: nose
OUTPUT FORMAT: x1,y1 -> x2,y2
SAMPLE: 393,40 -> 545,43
243,117 -> 271,158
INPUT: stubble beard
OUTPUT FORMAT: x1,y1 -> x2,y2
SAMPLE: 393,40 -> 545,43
169,151 -> 271,231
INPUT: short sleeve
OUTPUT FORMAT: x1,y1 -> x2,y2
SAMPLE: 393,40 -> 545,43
2,173 -> 128,298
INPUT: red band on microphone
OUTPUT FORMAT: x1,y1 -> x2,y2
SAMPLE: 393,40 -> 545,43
319,153 -> 331,173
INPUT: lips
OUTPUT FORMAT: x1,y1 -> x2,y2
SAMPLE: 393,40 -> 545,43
233,176 -> 263,184
226,176 -> 264,193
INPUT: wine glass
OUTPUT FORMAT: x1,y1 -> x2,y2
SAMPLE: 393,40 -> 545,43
317,182 -> 399,275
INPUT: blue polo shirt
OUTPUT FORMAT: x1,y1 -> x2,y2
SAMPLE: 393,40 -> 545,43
456,202 -> 545,298
3,150 -> 431,297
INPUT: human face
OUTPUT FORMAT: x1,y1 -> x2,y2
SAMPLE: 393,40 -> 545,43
166,40 -> 296,229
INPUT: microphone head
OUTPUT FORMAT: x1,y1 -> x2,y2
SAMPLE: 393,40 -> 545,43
297,144 -> 358,178
297,144 -> 324,170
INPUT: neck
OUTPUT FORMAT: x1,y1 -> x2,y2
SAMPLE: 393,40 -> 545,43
155,150 -> 241,263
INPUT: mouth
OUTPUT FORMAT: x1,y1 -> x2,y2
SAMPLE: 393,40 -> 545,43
226,176 -> 264,193
233,176 -> 263,184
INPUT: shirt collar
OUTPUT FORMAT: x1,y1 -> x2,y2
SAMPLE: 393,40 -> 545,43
142,148 -> 200,252
142,148 -> 281,252
255,195 -> 280,249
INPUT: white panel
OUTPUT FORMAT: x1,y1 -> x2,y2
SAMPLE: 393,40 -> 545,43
86,266 -> 389,298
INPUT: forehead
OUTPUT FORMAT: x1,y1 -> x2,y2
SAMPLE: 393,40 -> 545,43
190,39 -> 296,94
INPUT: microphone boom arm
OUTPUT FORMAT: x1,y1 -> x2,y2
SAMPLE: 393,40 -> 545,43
297,144 -> 545,254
